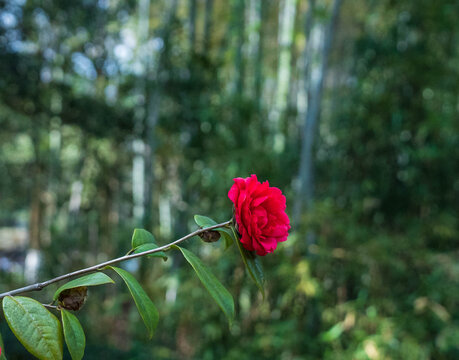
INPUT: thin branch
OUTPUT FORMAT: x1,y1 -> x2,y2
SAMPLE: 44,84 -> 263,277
43,304 -> 59,311
0,220 -> 232,300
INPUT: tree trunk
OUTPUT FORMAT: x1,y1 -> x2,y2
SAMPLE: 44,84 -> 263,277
143,86 -> 158,231
293,0 -> 342,225
143,0 -> 179,232
254,0 -> 265,111
132,0 -> 151,225
29,166 -> 43,251
293,0 -> 315,156
272,0 -> 297,149
27,120 -> 46,282
234,0 -> 246,95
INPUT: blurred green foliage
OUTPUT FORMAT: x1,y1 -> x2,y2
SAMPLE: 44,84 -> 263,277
0,0 -> 458,359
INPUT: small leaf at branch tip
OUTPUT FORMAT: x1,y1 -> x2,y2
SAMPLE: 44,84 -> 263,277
53,272 -> 114,301
194,215 -> 218,228
132,228 -> 157,249
132,243 -> 168,261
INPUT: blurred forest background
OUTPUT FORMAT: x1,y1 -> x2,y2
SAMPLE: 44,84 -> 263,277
0,0 -> 458,359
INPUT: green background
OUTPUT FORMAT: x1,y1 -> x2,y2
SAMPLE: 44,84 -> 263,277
0,0 -> 458,359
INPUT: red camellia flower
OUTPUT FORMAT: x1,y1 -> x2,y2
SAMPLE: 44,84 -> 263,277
228,174 -> 290,256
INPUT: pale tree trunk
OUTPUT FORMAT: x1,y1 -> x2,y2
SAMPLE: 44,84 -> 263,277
143,86 -> 158,231
293,0 -> 342,225
271,0 -> 297,152
29,164 -> 43,251
293,0 -> 315,158
132,0 -> 150,225
143,0 -> 179,231
234,0 -> 246,95
246,0 -> 262,100
298,0 -> 315,110
286,0 -> 302,118
254,0 -> 265,111
135,0 -> 178,289
27,16 -> 63,281
27,119 -> 47,282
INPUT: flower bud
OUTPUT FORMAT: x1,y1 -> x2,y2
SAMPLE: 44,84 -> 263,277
58,286 -> 88,311
198,230 -> 221,243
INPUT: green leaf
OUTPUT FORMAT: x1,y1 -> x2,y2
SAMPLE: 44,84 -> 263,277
194,215 -> 233,248
220,229 -> 235,250
231,226 -> 265,298
2,296 -> 63,360
61,309 -> 85,360
132,229 -> 156,249
194,215 -> 217,227
321,323 -> 344,342
132,243 -> 168,261
53,272 -> 114,301
108,266 -> 159,338
217,226 -> 235,240
173,245 -> 235,326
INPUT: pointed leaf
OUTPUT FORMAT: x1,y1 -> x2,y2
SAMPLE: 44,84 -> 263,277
108,266 -> 159,338
53,272 -> 114,301
173,245 -> 235,326
217,227 -> 235,240
220,229 -> 235,250
132,243 -> 168,261
231,226 -> 265,297
132,229 -> 156,249
61,309 -> 85,360
194,215 -> 217,228
2,296 -> 63,360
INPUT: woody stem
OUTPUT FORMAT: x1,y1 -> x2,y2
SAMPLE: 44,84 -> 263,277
0,220 -> 232,300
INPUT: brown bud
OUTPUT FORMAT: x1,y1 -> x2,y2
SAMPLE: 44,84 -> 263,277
199,230 -> 221,243
58,286 -> 88,311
